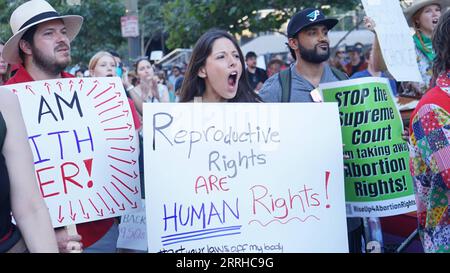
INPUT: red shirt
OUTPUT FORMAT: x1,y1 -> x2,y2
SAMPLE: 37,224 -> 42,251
6,65 -> 142,248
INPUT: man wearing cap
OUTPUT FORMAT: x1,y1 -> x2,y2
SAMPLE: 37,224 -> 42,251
245,51 -> 268,92
259,8 -> 347,103
259,8 -> 364,253
344,44 -> 368,77
3,0 -> 118,253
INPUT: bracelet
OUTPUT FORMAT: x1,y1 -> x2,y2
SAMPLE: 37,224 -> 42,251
126,85 -> 135,92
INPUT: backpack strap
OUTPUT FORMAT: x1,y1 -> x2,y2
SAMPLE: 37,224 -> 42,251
330,66 -> 349,81
278,68 -> 292,102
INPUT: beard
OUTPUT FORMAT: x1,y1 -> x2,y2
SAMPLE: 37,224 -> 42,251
31,43 -> 71,76
298,41 -> 330,64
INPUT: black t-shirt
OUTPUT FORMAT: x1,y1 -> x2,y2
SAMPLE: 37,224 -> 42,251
246,67 -> 268,90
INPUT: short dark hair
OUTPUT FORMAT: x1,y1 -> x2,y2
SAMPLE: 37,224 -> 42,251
245,51 -> 257,60
18,24 -> 38,62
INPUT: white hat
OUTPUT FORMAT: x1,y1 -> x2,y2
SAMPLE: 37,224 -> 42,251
2,0 -> 83,64
403,0 -> 450,27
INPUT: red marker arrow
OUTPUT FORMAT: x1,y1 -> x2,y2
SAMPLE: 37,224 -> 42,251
94,84 -> 115,99
56,81 -> 63,92
89,198 -> 104,217
78,79 -> 84,92
118,203 -> 126,211
110,164 -> 134,178
86,81 -> 99,96
112,174 -> 137,193
98,103 -> 121,116
118,100 -> 124,107
115,91 -> 121,97
111,181 -> 135,206
25,85 -> 35,95
69,80 -> 74,92
108,155 -> 135,165
106,135 -> 134,142
101,113 -> 125,124
110,146 -> 136,153
95,95 -> 117,108
69,201 -> 77,221
44,82 -> 51,94
79,200 -> 90,220
57,205 -> 64,223
103,186 -> 121,208
123,110 -> 129,117
103,123 -> 132,132
97,192 -> 114,214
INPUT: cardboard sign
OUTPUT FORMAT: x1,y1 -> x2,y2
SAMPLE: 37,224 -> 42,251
362,0 -> 423,82
320,77 -> 416,217
117,199 -> 147,251
7,77 -> 141,227
144,103 -> 349,253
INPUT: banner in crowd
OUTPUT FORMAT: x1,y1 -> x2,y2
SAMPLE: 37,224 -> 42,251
361,0 -> 423,83
143,103 -> 348,253
320,77 -> 416,217
7,77 -> 141,227
117,199 -> 147,251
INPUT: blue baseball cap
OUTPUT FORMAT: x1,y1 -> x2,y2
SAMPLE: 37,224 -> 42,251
287,8 -> 338,38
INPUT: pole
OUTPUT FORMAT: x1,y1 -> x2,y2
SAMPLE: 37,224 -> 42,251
124,0 -> 141,61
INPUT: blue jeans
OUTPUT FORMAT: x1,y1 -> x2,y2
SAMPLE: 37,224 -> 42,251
83,222 -> 119,253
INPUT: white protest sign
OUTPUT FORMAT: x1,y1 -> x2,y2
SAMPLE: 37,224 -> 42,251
144,103 -> 349,253
7,77 -> 141,227
117,199 -> 148,251
362,0 -> 423,82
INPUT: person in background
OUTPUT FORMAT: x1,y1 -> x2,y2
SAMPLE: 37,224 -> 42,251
0,42 -> 10,85
0,88 -> 58,253
345,45 -> 368,77
245,51 -> 268,93
351,46 -> 398,97
179,29 -> 260,103
368,0 -> 449,97
74,68 -> 84,78
88,51 -> 141,133
408,9 -> 450,253
167,65 -> 183,102
128,57 -> 170,116
266,58 -> 285,78
403,0 -> 449,96
330,47 -> 347,74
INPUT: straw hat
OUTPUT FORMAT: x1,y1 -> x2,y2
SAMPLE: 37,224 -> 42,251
403,0 -> 450,27
2,0 -> 83,64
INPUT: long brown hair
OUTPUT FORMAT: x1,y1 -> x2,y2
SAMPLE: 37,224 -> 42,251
412,7 -> 433,54
179,29 -> 260,102
432,10 -> 450,77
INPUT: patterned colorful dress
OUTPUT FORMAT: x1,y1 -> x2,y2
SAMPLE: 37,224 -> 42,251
409,71 -> 450,253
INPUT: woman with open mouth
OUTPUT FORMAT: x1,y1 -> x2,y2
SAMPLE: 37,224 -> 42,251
403,0 -> 449,96
179,29 -> 261,103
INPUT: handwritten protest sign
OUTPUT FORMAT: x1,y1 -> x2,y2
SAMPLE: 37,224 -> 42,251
7,77 -> 141,227
362,0 -> 422,83
117,199 -> 147,251
144,103 -> 348,253
320,77 -> 416,217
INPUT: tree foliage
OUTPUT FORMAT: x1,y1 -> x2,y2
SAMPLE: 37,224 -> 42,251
0,0 -> 127,66
162,0 -> 360,49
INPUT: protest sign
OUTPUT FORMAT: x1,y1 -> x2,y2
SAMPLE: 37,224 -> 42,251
144,103 -> 348,253
117,199 -> 147,251
320,77 -> 416,217
362,0 -> 423,83
7,77 -> 141,227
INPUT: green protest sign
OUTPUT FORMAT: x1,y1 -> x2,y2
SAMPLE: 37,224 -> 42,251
320,77 -> 416,217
